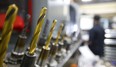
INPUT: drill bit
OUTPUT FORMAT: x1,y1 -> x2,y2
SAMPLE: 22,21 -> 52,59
29,7 -> 47,55
49,23 -> 64,59
54,23 -> 64,45
36,20 -> 57,66
0,4 -> 18,66
45,20 -> 57,49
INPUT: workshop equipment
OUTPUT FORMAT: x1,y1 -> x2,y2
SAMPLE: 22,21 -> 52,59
36,20 -> 57,67
7,14 -> 31,64
48,23 -> 64,67
20,7 -> 47,67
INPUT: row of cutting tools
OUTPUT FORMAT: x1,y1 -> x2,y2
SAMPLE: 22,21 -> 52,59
0,4 -> 71,67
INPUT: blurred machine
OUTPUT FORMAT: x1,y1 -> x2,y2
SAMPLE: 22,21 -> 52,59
104,29 -> 116,66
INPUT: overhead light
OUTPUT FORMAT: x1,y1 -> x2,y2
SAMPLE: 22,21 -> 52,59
82,0 -> 92,2
63,0 -> 70,4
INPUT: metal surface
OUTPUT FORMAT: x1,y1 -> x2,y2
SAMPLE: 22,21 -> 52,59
6,51 -> 24,64
36,46 -> 50,67
49,43 -> 58,57
105,34 -> 116,39
104,46 -> 116,62
6,40 -> 82,67
105,29 -> 116,34
37,37 -> 46,49
7,64 -> 19,67
104,32 -> 116,62
105,46 -> 116,50
7,35 -> 27,65
104,39 -> 116,45
105,56 -> 116,61
105,52 -> 116,56
20,52 -> 37,67
57,40 -> 82,67
105,29 -> 116,39
58,42 -> 64,52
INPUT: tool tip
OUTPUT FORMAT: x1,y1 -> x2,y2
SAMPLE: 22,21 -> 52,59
9,4 -> 18,11
61,23 -> 64,27
42,7 -> 47,10
53,19 -> 57,23
9,4 -> 16,8
42,7 -> 47,13
12,4 -> 16,6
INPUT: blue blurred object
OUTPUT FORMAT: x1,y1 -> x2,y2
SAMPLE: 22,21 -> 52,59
111,61 -> 116,66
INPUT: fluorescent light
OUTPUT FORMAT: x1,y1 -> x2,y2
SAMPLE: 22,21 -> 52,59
82,0 -> 92,2
63,0 -> 70,4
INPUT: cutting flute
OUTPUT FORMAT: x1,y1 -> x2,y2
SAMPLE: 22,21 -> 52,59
0,4 -> 18,67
